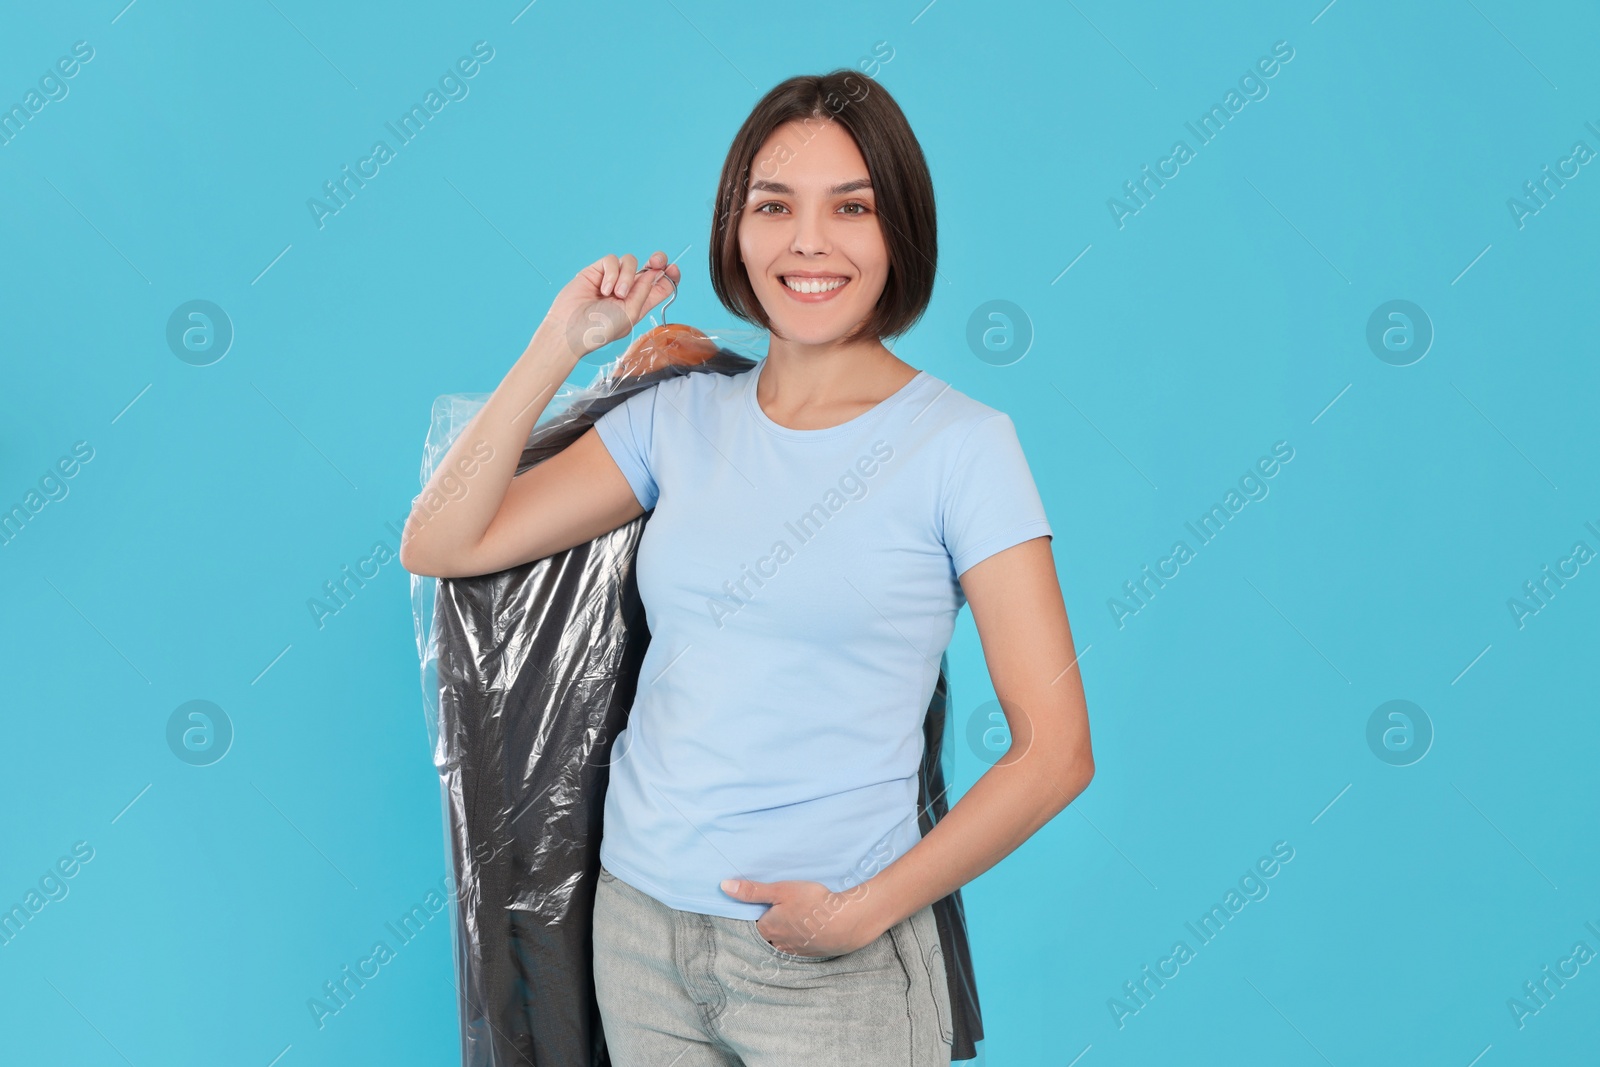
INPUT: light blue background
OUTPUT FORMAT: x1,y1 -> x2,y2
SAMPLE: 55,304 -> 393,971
3,1 -> 1597,1064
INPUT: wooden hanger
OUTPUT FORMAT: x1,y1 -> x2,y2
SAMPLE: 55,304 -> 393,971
613,268 -> 719,378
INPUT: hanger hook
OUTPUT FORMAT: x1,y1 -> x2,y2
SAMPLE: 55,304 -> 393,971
653,264 -> 679,325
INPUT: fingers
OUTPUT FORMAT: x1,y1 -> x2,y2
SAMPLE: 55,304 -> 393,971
602,253 -> 636,298
624,262 -> 673,320
593,250 -> 674,312
618,252 -> 641,298
616,250 -> 667,300
622,253 -> 677,319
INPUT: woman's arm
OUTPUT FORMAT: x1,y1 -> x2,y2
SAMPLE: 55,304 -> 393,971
856,534 -> 1093,930
722,534 -> 1092,953
400,251 -> 679,578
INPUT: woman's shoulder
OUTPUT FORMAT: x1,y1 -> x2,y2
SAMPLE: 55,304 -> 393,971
913,373 -> 1020,444
660,361 -> 754,400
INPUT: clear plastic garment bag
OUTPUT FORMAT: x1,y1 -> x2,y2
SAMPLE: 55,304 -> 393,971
409,319 -> 985,1065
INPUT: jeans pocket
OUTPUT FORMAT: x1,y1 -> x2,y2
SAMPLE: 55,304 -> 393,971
747,921 -> 842,963
912,909 -> 954,1045
598,865 -> 616,883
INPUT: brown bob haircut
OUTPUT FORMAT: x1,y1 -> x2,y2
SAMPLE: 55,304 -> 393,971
709,69 -> 937,345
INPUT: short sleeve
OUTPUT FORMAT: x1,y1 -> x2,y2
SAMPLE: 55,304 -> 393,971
593,385 -> 660,511
939,414 -> 1053,578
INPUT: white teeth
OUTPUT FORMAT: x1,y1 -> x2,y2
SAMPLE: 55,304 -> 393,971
783,276 -> 847,294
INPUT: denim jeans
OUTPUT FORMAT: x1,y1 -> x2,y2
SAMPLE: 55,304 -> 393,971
592,864 -> 954,1065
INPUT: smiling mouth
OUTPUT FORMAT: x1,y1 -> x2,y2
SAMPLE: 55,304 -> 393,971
781,275 -> 849,294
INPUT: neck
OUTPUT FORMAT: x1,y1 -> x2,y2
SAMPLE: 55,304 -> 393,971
755,328 -> 918,425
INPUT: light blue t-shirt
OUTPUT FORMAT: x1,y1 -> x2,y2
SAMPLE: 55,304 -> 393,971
591,358 -> 1053,920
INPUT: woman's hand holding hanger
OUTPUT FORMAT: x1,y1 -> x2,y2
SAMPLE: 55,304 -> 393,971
537,250 -> 682,362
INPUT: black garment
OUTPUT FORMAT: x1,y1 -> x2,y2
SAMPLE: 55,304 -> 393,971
423,352 -> 984,1065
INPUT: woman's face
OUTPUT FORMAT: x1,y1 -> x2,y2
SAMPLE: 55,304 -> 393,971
737,118 -> 888,346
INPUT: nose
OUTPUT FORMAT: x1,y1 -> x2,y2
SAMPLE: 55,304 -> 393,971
788,204 -> 831,257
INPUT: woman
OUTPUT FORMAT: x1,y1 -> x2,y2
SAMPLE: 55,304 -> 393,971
401,69 -> 1094,1066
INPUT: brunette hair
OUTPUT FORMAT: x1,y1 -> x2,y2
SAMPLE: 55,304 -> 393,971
709,70 -> 937,344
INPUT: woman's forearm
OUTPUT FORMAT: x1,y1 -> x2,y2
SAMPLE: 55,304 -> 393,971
857,730 -> 1093,938
398,326 -> 577,574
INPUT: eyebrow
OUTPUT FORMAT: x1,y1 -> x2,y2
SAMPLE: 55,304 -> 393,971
748,178 -> 873,196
